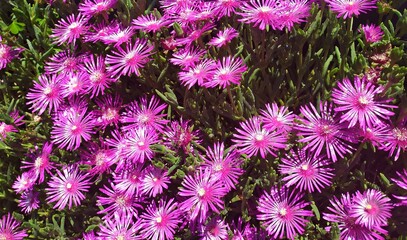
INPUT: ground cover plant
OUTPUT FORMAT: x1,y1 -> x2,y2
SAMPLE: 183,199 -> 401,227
0,0 -> 407,239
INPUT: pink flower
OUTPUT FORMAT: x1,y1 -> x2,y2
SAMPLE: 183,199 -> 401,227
98,212 -> 140,239
18,190 -> 40,213
94,94 -> 122,129
21,142 -> 54,183
201,142 -> 243,190
45,165 -> 92,210
215,0 -> 243,17
206,56 -> 247,88
208,27 -> 239,48
81,142 -> 115,175
0,42 -> 22,70
361,24 -> 384,43
141,167 -> 170,197
176,23 -> 215,46
170,46 -> 206,69
179,169 -> 228,222
382,126 -> 407,160
392,169 -> 407,205
162,117 -> 201,153
12,171 -> 36,193
295,102 -> 355,162
79,0 -> 117,17
260,102 -> 295,132
123,127 -> 159,163
114,164 -> 144,196
26,74 -> 64,115
45,49 -> 86,74
277,0 -> 311,30
0,213 -> 28,240
106,39 -> 154,77
101,26 -> 134,47
200,218 -> 229,240
50,14 -> 89,45
121,95 -> 168,132
238,0 -> 281,30
60,71 -> 90,97
257,187 -> 313,239
232,116 -> 287,158
325,0 -> 377,19
332,76 -> 396,129
279,149 -> 334,193
132,14 -> 171,33
51,106 -> 95,151
350,189 -> 393,229
178,58 -> 216,89
83,55 -> 116,98
139,199 -> 182,240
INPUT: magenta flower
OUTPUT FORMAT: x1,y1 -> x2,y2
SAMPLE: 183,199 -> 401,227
121,95 -> 168,132
141,167 -> 170,197
215,0 -> 243,17
51,106 -> 95,151
50,14 -> 89,45
257,187 -> 313,239
382,126 -> 407,160
232,116 -> 287,158
18,190 -> 40,213
392,169 -> 407,205
295,102 -> 355,162
0,42 -> 22,70
0,213 -> 28,240
21,142 -> 54,183
97,183 -> 142,218
162,117 -> 201,153
279,149 -> 334,193
45,49 -> 86,74
201,142 -> 243,190
83,55 -> 116,98
105,130 -> 128,170
200,217 -> 229,240
84,21 -> 119,43
238,0 -> 281,30
101,26 -> 134,47
132,14 -> 170,33
94,94 -> 122,129
361,24 -> 384,43
206,56 -> 247,88
26,74 -> 64,115
79,0 -> 117,17
12,171 -> 36,194
106,39 -> 154,77
114,164 -> 144,196
350,189 -> 393,229
0,111 -> 23,140
98,212 -> 140,239
325,0 -> 377,19
208,27 -> 239,48
277,0 -> 311,30
324,193 -> 388,240
45,165 -> 92,210
179,169 -> 228,222
81,142 -> 115,175
60,71 -> 89,97
139,199 -> 182,240
123,127 -> 159,163
170,46 -> 206,69
176,23 -> 215,46
178,58 -> 216,89
332,76 -> 396,129
358,125 -> 388,147
260,102 -> 295,132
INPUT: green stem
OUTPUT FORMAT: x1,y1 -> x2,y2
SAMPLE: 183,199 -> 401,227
227,86 -> 236,113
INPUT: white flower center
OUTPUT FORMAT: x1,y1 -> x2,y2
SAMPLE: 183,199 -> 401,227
255,134 -> 264,141
301,164 -> 309,171
66,183 -> 72,189
155,216 -> 162,223
35,157 -> 43,168
43,86 -> 52,95
197,187 -> 206,197
279,208 -> 287,216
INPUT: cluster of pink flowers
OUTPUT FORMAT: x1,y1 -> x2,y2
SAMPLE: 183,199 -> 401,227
0,0 -> 404,239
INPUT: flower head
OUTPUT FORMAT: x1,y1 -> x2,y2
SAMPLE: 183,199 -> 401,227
94,94 -> 122,129
0,213 -> 28,240
232,116 -> 287,158
208,28 -> 239,48
114,164 -> 144,196
12,171 -> 36,193
179,169 -> 228,222
295,102 -> 355,162
81,142 -> 115,175
170,46 -> 206,69
332,76 -> 396,129
382,125 -> 407,160
206,56 -> 247,88
106,39 -> 154,77
79,0 -> 117,17
18,190 -> 40,213
22,142 -> 54,183
200,217 -> 229,240
260,102 -> 295,132
0,43 -> 22,70
162,117 -> 201,153
257,187 -> 313,239
326,0 -> 377,19
361,24 -> 384,43
26,74 -> 64,115
60,71 -> 90,97
83,55 -> 116,98
132,14 -> 171,33
45,165 -> 92,210
350,189 -> 393,229
51,106 -> 95,150
216,0 -> 243,17
139,199 -> 182,240
238,0 -> 281,30
201,142 -> 243,190
45,49 -> 86,74
123,127 -> 159,163
279,149 -> 334,193
392,169 -> 407,206
141,167 -> 170,197
50,14 -> 89,45
98,212 -> 140,239
178,58 -> 216,89
121,95 -> 168,132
